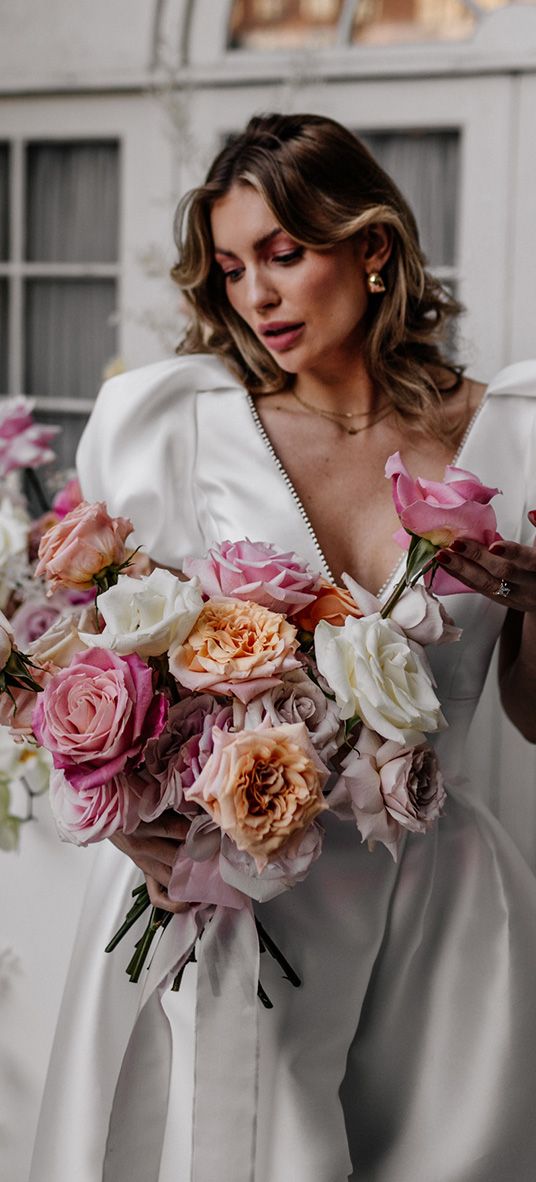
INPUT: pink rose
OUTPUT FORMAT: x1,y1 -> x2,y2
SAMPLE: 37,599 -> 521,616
335,726 -> 446,861
49,767 -> 141,845
184,721 -> 328,871
169,597 -> 300,704
0,396 -> 58,476
32,647 -> 167,789
52,477 -> 83,519
35,501 -> 134,592
183,539 -> 320,616
386,451 -> 502,594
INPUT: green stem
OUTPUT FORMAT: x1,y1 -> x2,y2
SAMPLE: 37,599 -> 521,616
380,555 -> 439,619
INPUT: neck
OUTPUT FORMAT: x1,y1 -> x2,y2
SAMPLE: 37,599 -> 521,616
293,357 -> 379,416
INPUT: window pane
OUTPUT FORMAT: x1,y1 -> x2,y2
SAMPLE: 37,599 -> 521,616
25,142 -> 119,263
359,130 -> 459,267
25,279 -> 117,402
0,280 -> 7,392
229,0 -> 344,49
0,144 -> 8,261
352,0 -> 513,47
32,410 -> 88,476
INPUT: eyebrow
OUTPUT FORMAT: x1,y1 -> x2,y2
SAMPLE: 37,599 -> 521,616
214,227 -> 284,258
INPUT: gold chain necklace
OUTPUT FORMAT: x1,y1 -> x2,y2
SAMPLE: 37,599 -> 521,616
292,389 -> 393,436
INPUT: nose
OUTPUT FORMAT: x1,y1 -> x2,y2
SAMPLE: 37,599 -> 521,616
246,266 -> 280,313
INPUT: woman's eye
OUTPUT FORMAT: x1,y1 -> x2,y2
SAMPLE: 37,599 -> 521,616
274,249 -> 303,265
223,267 -> 243,284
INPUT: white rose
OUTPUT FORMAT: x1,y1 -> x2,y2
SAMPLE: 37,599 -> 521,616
0,496 -> 29,608
80,569 -> 204,657
0,610 -> 14,670
28,608 -> 96,668
0,496 -> 29,567
314,612 -> 446,745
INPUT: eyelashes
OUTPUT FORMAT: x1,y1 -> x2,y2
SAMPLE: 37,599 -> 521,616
221,247 -> 304,284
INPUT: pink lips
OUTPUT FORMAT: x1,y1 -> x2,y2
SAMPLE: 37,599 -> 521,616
259,322 -> 305,353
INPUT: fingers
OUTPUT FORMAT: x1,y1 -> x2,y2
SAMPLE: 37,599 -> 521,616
436,536 -> 536,611
136,813 -> 190,842
145,874 -> 191,914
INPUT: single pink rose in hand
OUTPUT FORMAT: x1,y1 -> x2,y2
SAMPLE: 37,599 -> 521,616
183,538 -> 320,616
35,500 -> 134,592
32,647 -> 167,789
385,451 -> 502,594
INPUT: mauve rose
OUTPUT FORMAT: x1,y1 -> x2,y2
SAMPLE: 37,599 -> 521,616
183,539 -> 320,615
336,726 -> 446,861
185,721 -> 328,872
35,501 -> 134,592
142,695 -> 233,820
169,597 -> 300,705
233,667 -> 343,762
340,573 -> 460,646
10,597 -> 63,648
32,647 -> 167,790
386,451 -> 502,595
49,767 -> 141,845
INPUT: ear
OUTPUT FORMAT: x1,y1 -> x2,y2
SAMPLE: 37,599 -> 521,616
356,223 -> 393,272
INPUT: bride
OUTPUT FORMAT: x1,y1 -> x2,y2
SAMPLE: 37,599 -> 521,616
31,112 -> 536,1181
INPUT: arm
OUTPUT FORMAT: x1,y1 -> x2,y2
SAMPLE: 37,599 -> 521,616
498,607 -> 536,743
436,526 -> 536,743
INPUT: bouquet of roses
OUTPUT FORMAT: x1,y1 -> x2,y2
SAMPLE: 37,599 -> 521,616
0,452 -> 502,997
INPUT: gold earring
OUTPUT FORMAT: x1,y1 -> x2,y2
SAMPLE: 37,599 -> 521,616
367,271 -> 386,294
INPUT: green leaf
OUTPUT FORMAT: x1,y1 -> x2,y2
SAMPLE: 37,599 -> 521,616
405,535 -> 438,585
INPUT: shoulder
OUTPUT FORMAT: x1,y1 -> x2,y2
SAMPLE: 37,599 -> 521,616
486,359 -> 536,400
87,353 -> 244,428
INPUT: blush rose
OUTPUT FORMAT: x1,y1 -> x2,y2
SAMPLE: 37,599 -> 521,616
35,500 -> 134,592
32,647 -> 167,789
183,538 -> 320,615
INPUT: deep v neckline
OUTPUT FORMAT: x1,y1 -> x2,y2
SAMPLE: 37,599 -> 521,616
245,386 -> 489,602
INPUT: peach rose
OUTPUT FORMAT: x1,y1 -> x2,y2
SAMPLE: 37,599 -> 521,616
169,597 -> 300,704
35,500 -> 133,592
294,579 -> 363,632
184,721 -> 328,871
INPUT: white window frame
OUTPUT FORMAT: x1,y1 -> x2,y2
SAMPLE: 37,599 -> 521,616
0,136 -> 121,414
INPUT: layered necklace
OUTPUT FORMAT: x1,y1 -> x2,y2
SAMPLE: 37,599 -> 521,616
291,387 -> 393,436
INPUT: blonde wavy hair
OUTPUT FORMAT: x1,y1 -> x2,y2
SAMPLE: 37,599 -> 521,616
172,112 -> 464,440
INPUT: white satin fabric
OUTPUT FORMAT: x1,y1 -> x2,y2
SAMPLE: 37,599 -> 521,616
30,356 -> 536,1182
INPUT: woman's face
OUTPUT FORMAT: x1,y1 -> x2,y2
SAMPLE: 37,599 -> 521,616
210,184 -> 375,379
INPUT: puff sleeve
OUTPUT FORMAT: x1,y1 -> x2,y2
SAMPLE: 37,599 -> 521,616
76,354 -> 237,569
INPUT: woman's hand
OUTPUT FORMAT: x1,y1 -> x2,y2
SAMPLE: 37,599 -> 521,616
436,531 -> 536,613
437,514 -> 536,741
111,812 -> 191,913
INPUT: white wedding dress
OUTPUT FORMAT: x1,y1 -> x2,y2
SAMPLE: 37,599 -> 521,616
30,355 -> 536,1182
